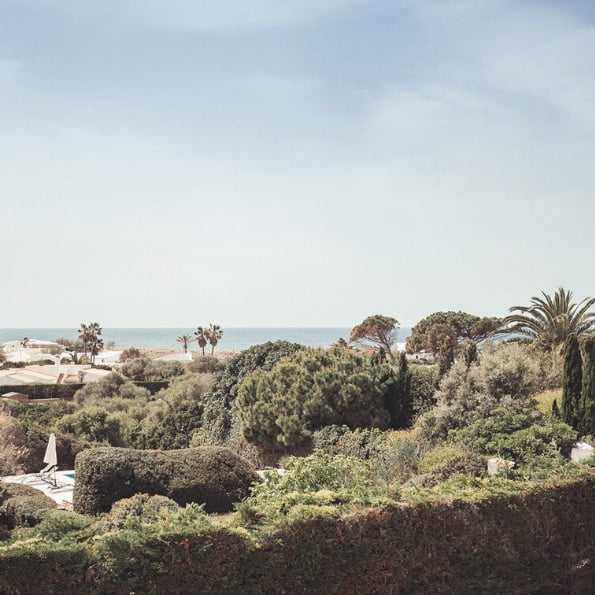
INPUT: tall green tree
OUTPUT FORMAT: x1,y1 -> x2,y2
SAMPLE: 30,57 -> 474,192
194,327 -> 208,356
561,334 -> 583,429
349,315 -> 399,362
581,336 -> 595,435
500,287 -> 595,350
176,334 -> 193,353
406,311 -> 502,356
234,348 -> 390,451
437,339 -> 456,379
383,352 -> 413,429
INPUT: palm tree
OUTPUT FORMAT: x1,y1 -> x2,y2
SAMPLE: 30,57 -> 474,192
176,334 -> 193,353
78,323 -> 90,358
194,327 -> 208,356
501,288 -> 595,349
206,324 -> 223,355
78,322 -> 103,363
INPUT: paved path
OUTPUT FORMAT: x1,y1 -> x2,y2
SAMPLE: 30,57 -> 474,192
1,470 -> 75,507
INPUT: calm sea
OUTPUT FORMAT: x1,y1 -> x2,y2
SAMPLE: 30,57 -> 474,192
0,327 -> 412,352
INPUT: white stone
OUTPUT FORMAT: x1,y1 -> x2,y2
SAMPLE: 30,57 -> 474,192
487,457 -> 515,476
571,442 -> 594,463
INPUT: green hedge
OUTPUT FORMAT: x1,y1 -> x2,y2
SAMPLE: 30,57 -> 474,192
134,380 -> 170,394
0,476 -> 593,593
0,380 -> 168,401
0,483 -> 57,530
73,446 -> 260,514
0,384 -> 84,400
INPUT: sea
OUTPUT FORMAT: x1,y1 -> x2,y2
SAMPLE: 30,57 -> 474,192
0,327 -> 412,352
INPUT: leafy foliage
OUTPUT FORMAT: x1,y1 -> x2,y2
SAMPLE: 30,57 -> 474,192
201,341 -> 304,446
406,311 -> 502,356
234,347 -> 390,451
73,446 -> 259,514
581,336 -> 595,435
500,287 -> 595,349
0,483 -> 56,530
450,407 -> 577,462
562,334 -> 583,429
131,374 -> 212,449
427,342 -> 542,439
349,314 -> 399,361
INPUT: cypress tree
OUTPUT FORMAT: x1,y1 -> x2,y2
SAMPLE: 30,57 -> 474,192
561,334 -> 583,429
438,340 -> 455,379
384,352 -> 413,429
581,336 -> 595,435
463,341 -> 478,369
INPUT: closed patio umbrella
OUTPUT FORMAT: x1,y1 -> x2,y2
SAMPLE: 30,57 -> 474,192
43,433 -> 58,468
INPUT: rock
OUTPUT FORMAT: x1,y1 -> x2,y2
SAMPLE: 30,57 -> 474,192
571,442 -> 594,463
487,457 -> 515,476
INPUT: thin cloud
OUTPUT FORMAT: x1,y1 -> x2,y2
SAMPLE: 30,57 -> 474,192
0,57 -> 22,96
8,0 -> 374,31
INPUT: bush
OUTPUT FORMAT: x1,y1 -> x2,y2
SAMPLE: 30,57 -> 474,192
238,451 -> 391,528
429,342 -> 543,439
131,374 -> 213,450
74,373 -> 150,405
409,363 -> 438,419
31,509 -> 92,541
0,411 -> 30,475
450,407 -> 578,462
119,347 -> 141,362
102,493 -> 180,531
416,445 -> 486,485
0,483 -> 57,529
73,446 -> 260,514
187,356 -> 224,374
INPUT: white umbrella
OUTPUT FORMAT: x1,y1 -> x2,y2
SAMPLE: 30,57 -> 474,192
43,433 -> 58,467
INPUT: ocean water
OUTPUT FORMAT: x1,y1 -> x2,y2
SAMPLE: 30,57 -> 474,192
0,327 -> 412,352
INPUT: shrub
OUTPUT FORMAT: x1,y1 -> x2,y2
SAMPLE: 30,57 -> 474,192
74,373 -> 150,405
131,374 -> 213,450
417,445 -> 486,483
409,363 -> 438,418
0,411 -> 30,475
238,451 -> 393,528
102,493 -> 180,531
119,347 -> 141,362
31,509 -> 92,541
429,342 -> 542,439
450,407 -> 578,462
311,426 -> 427,485
187,356 -> 224,374
73,446 -> 260,515
0,483 -> 57,529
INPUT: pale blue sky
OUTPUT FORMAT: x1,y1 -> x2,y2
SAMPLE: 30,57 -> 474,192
1,0 -> 594,327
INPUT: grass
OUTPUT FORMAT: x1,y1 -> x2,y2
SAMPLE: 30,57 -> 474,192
534,389 -> 562,415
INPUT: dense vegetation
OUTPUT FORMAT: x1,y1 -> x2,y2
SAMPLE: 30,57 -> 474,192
1,293 -> 594,592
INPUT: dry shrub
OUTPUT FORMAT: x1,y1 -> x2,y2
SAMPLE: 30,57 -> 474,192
0,410 -> 30,475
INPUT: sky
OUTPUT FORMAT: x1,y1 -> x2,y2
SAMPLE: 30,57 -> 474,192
0,0 -> 594,328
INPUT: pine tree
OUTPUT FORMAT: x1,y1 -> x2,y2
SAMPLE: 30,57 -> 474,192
581,336 -> 595,435
561,334 -> 583,429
